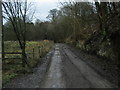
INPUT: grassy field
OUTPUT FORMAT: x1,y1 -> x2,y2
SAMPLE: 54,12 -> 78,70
3,40 -> 54,85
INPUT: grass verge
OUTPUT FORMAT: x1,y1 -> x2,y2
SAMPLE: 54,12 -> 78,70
3,40 -> 54,85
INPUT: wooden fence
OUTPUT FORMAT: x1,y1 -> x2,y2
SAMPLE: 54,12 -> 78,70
3,52 -> 22,60
3,46 -> 43,60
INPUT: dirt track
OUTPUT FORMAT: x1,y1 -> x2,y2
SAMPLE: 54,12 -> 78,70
3,44 -> 118,88
41,44 -> 65,88
60,44 -> 116,88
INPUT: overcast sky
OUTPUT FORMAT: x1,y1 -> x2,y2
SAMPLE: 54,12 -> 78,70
2,0 -> 62,24
31,0 -> 62,22
3,0 -> 119,23
29,0 -> 94,22
3,0 -> 96,23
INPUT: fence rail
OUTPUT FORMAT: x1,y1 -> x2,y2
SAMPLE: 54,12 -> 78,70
4,58 -> 22,60
3,47 -> 42,60
3,52 -> 22,54
3,52 -> 22,60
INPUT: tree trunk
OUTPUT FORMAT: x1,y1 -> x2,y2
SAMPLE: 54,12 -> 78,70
112,2 -> 118,15
110,31 -> 120,87
95,2 -> 102,32
22,47 -> 26,67
0,1 -> 4,60
21,45 -> 31,68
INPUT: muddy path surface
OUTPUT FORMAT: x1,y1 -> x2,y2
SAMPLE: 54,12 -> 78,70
3,50 -> 54,88
3,44 -> 118,88
59,44 -> 117,88
41,44 -> 65,88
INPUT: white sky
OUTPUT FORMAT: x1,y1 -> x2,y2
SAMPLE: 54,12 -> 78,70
2,0 -> 62,23
29,0 -> 95,22
3,0 -> 120,22
5,0 -> 117,23
31,0 -> 62,22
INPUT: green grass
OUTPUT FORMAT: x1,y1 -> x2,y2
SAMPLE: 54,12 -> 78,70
3,40 -> 54,85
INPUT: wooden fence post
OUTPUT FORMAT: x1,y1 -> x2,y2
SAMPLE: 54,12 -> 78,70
38,47 -> 41,58
33,48 -> 34,60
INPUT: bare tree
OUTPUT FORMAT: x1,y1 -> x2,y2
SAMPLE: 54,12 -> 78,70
2,0 -> 35,67
0,0 -> 2,59
0,0 -> 3,88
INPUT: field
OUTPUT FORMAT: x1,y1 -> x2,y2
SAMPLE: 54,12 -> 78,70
3,40 -> 54,85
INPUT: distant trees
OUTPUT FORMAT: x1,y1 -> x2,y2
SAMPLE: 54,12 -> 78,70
47,9 -> 58,22
3,1 -> 120,65
3,21 -> 17,41
44,1 -> 120,64
46,2 -> 98,43
34,2 -> 99,43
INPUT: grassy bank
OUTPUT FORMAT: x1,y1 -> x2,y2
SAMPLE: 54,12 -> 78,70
3,40 -> 54,85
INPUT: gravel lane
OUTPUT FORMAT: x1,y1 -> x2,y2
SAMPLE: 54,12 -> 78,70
60,44 -> 117,88
41,44 -> 65,88
3,44 -> 118,88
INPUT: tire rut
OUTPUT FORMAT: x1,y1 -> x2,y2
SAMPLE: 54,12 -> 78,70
59,44 -> 116,88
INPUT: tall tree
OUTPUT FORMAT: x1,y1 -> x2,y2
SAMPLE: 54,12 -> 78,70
0,0 -> 4,61
2,0 -> 34,67
0,1 -> 2,88
47,9 -> 58,22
